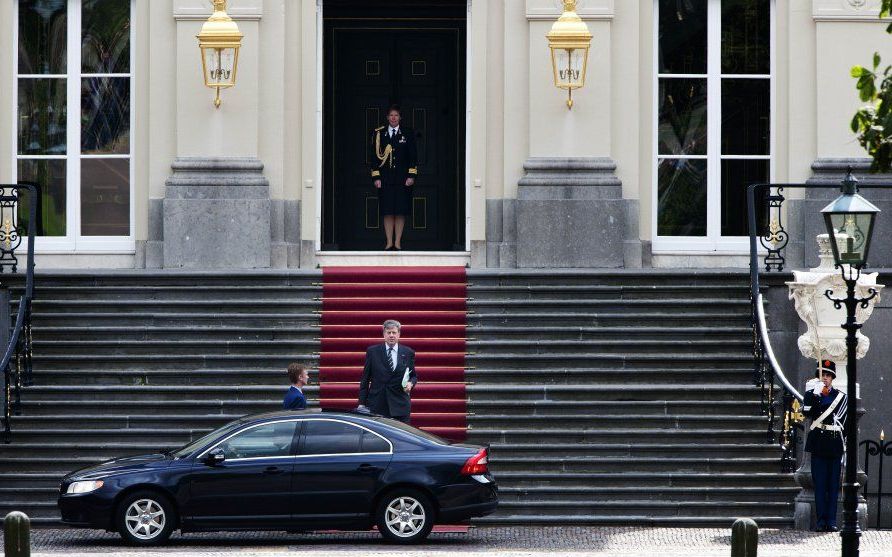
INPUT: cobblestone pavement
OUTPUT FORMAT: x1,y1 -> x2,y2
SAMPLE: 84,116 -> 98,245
9,527 -> 892,557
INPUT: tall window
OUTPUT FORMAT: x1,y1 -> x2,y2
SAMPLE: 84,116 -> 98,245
16,0 -> 132,250
655,0 -> 771,251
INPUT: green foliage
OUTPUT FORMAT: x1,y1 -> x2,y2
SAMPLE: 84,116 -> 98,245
851,2 -> 892,172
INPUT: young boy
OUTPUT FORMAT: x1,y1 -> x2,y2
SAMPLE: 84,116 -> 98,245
283,363 -> 309,410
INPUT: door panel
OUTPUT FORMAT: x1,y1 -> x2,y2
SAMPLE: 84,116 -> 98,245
324,23 -> 464,251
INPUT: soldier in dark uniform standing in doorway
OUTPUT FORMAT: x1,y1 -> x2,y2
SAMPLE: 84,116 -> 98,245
803,360 -> 847,532
370,105 -> 418,250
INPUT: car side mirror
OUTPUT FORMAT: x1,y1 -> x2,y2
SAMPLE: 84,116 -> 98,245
204,447 -> 225,466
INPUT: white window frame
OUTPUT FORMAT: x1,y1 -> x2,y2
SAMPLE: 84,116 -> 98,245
12,0 -> 135,254
652,0 -> 775,254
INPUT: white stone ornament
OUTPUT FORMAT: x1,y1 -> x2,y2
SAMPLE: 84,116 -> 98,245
787,234 -> 883,393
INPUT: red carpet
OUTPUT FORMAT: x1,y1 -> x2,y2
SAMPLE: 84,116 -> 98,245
319,266 -> 468,441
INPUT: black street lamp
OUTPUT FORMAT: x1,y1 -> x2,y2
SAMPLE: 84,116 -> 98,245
821,170 -> 880,557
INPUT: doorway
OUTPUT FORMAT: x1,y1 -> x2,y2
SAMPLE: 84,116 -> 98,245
322,1 -> 466,251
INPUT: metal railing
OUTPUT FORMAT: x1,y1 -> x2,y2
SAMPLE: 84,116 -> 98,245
1,183 -> 37,443
861,433 -> 892,529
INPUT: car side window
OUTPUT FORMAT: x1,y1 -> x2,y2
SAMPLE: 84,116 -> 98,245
361,430 -> 390,453
217,421 -> 298,460
300,420 -> 388,455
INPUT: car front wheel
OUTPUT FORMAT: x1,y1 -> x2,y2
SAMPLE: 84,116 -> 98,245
115,490 -> 175,545
375,489 -> 434,544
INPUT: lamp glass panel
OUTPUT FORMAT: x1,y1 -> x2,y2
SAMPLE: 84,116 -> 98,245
203,47 -> 236,86
827,212 -> 874,266
552,48 -> 584,88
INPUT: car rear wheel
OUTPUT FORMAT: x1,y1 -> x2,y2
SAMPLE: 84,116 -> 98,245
375,489 -> 434,544
115,490 -> 175,545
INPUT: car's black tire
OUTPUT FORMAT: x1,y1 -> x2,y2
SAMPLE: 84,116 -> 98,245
115,490 -> 176,546
375,488 -> 435,544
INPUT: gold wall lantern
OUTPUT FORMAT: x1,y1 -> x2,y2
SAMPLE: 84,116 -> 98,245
197,0 -> 243,108
546,0 -> 592,109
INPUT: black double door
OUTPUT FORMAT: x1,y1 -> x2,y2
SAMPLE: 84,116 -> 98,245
323,22 -> 465,251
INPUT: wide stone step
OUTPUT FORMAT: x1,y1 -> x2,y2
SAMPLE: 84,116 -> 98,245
497,486 -> 799,503
467,399 -> 765,416
31,354 -> 318,370
469,325 -> 751,341
469,414 -> 765,430
20,398 -> 287,415
466,384 -> 763,402
33,339 -> 318,356
468,299 -> 750,314
466,339 -> 750,355
469,313 -> 751,327
493,499 -> 793,517
475,515 -> 794,526
488,443 -> 780,459
486,456 -> 781,474
31,313 -> 319,328
467,428 -> 770,444
0,473 -> 65,489
466,368 -> 754,384
0,502 -> 61,519
4,428 -> 207,446
29,299 -> 321,314
467,270 -> 749,288
29,271 -> 321,288
489,471 -> 794,489
9,414 -> 236,431
466,354 -> 752,371
33,326 -> 319,342
32,285 -> 321,301
467,284 -> 749,301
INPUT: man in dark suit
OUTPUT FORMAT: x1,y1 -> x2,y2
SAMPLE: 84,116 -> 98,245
369,104 -> 418,250
357,319 -> 417,423
803,359 -> 847,532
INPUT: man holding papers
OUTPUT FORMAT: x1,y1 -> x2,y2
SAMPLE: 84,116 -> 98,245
357,319 -> 418,424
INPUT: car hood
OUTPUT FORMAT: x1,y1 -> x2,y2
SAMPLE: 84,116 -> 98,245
65,453 -> 172,481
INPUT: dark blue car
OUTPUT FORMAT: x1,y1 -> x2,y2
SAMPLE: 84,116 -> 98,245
58,410 -> 497,545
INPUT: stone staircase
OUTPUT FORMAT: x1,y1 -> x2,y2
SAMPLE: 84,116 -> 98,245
0,269 -> 795,527
464,270 -> 796,526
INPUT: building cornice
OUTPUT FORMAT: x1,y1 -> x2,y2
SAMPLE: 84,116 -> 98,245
173,0 -> 262,21
812,0 -> 888,21
525,0 -> 614,22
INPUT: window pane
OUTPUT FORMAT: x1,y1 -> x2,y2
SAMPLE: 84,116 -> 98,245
17,159 -> 66,236
658,78 -> 707,156
82,0 -> 130,74
722,78 -> 769,155
722,0 -> 770,74
18,78 -> 67,155
82,77 -> 130,154
81,159 -> 129,236
658,0 -> 707,74
219,422 -> 297,459
721,159 -> 768,236
18,0 -> 66,74
658,158 -> 707,237
361,430 -> 390,453
300,420 -> 363,455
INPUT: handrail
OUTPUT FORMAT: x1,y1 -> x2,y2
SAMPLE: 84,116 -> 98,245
1,183 -> 37,443
754,293 -> 802,401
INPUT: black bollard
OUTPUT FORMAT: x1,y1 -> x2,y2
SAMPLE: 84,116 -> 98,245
3,511 -> 31,557
731,517 -> 758,557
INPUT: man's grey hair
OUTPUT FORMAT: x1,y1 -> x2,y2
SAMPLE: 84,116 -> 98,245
383,319 -> 401,331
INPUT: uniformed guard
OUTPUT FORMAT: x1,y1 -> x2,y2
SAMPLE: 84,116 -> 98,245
369,104 -> 418,250
803,359 -> 847,532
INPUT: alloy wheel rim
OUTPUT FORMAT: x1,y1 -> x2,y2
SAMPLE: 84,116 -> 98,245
124,498 -> 165,540
384,496 -> 425,537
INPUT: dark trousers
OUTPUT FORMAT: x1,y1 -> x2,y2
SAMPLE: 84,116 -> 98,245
812,454 -> 841,528
391,415 -> 410,424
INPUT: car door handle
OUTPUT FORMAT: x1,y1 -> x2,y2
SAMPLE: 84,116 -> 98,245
357,463 -> 381,473
263,466 -> 286,475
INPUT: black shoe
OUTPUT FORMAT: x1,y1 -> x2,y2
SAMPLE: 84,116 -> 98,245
384,246 -> 393,251
828,525 -> 839,532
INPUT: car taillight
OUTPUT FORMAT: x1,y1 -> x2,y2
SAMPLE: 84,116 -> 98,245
461,448 -> 488,475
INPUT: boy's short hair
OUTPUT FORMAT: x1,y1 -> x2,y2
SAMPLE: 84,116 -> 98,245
287,363 -> 307,384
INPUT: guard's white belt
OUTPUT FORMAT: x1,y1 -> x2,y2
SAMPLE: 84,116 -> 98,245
814,423 -> 842,432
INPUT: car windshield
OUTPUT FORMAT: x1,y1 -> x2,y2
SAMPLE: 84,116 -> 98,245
170,419 -> 243,459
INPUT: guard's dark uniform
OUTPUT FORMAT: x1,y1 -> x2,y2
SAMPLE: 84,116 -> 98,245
369,126 -> 418,216
804,366 -> 847,531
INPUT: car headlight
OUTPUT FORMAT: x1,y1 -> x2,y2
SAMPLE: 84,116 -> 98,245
66,480 -> 104,494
